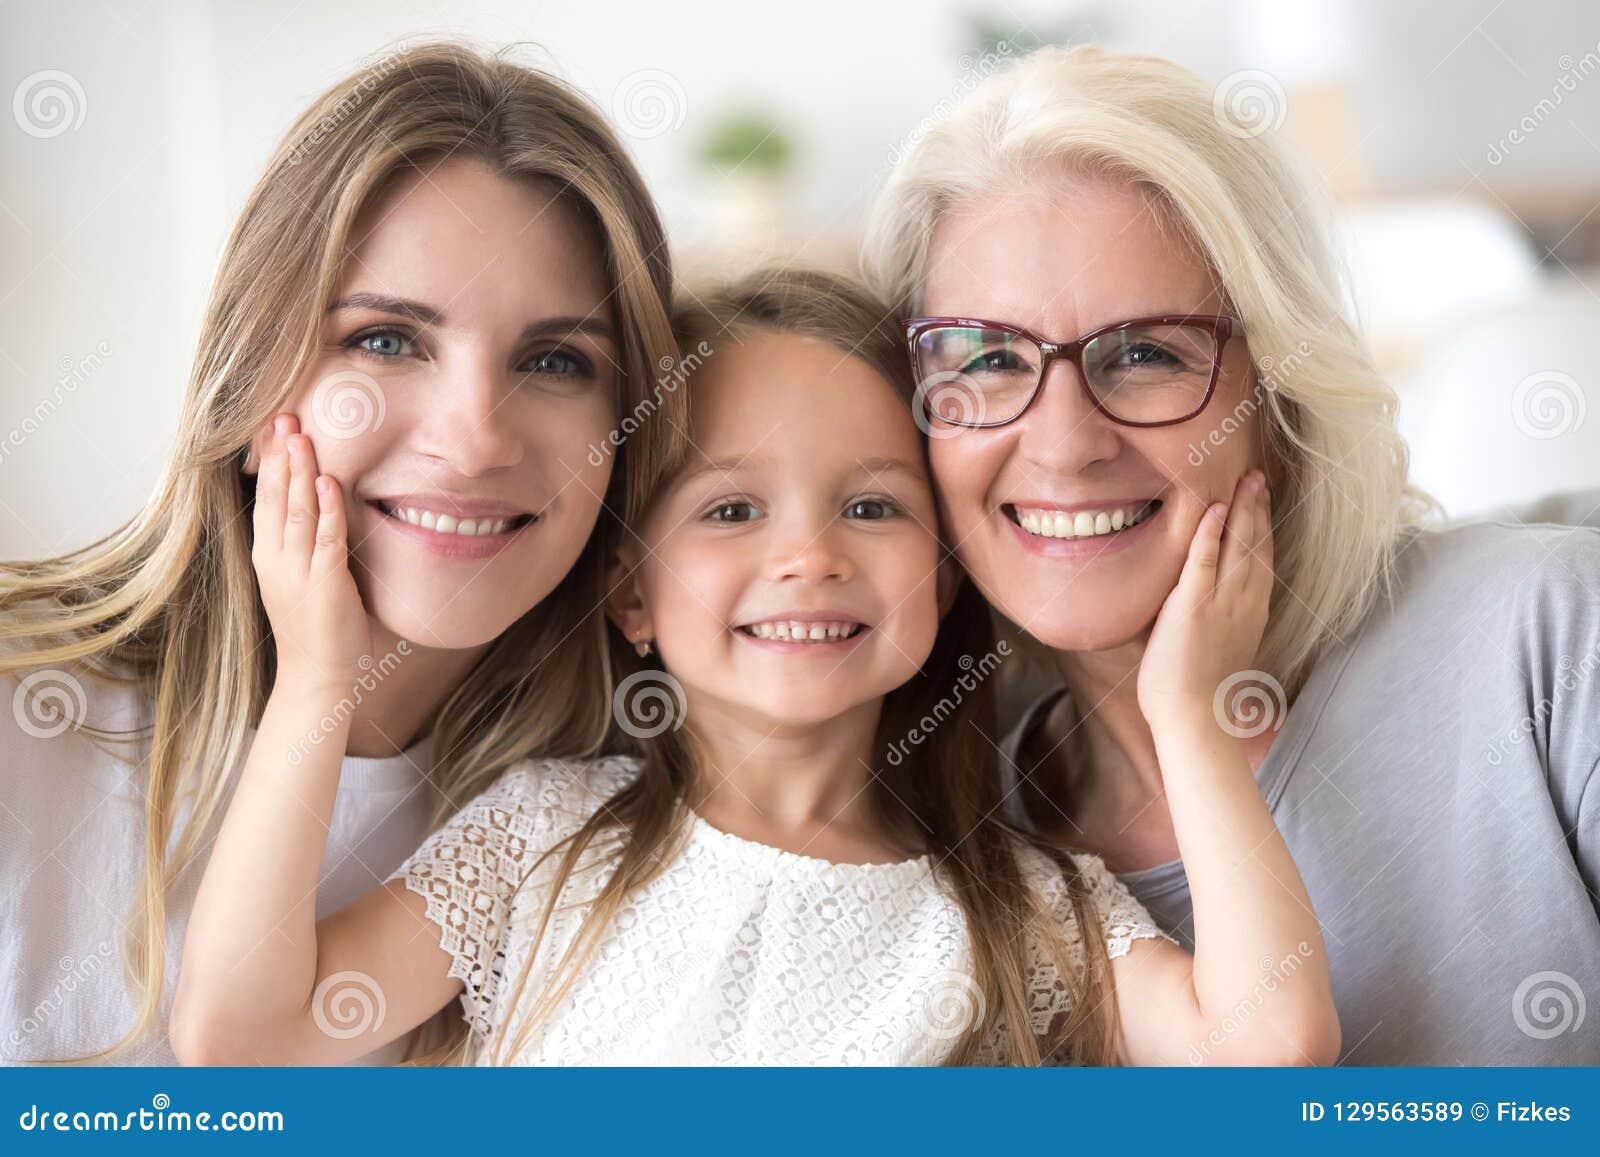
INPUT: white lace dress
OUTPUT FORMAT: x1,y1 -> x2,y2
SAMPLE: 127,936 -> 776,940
389,755 -> 1167,1065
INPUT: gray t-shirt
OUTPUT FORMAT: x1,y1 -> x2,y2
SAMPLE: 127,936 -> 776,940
998,520 -> 1600,1064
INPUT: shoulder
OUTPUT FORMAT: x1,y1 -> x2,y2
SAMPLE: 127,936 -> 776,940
1390,519 -> 1600,606
1012,841 -> 1165,956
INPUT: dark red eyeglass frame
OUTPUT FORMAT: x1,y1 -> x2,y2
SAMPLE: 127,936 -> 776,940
903,314 -> 1245,430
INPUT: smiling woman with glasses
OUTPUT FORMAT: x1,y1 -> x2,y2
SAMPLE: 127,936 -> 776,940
865,43 -> 1600,1067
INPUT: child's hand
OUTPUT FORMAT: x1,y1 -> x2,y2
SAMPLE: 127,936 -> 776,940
1137,470 -> 1274,733
251,413 -> 371,693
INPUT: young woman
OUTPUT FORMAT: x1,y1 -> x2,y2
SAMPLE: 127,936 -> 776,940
0,43 -> 681,1064
171,268 -> 1337,1066
863,44 -> 1600,1063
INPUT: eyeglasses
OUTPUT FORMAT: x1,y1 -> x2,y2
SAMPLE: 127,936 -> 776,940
903,315 -> 1244,430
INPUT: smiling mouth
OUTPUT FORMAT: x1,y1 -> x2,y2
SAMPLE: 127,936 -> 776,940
736,620 -> 868,643
370,500 -> 538,538
1004,499 -> 1163,540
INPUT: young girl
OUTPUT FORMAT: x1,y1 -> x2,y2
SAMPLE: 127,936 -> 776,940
0,42 -> 680,1064
172,269 -> 1339,1066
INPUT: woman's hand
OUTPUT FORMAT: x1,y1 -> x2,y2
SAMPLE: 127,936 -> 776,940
1137,469 -> 1274,733
251,413 -> 370,693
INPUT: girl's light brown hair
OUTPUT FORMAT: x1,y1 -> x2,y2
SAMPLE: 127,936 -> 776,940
482,268 -> 1122,1066
0,41 -> 683,1062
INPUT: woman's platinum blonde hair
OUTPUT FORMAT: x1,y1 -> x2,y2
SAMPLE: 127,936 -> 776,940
862,44 -> 1435,692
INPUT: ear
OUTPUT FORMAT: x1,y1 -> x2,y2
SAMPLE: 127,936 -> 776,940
240,419 -> 278,476
934,553 -> 964,621
603,536 -> 653,648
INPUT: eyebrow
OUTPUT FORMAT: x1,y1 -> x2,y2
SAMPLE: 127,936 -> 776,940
675,453 -> 926,489
328,294 -> 617,345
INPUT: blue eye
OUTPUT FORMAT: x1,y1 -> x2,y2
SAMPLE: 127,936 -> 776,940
349,328 -> 413,358
706,501 -> 758,523
845,498 -> 897,520
527,348 -> 592,376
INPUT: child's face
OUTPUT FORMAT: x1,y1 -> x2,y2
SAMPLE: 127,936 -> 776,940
618,330 -> 948,728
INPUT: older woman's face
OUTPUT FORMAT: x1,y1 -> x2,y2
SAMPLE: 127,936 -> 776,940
922,178 -> 1263,652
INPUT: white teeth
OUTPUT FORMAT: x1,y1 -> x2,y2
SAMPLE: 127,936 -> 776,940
1014,502 -> 1157,540
392,505 -> 519,537
743,620 -> 862,642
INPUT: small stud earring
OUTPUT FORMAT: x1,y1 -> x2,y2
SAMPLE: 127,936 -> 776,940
633,631 -> 652,658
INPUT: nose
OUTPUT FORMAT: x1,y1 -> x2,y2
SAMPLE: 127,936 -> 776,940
766,513 -> 854,585
414,353 -> 524,476
1014,358 -> 1124,474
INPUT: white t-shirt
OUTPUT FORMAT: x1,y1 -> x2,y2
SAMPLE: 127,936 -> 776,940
1,658 -> 435,1065
390,754 -> 1166,1065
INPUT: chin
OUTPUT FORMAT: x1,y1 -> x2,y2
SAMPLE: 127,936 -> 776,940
365,591 -> 523,652
1005,592 -> 1162,654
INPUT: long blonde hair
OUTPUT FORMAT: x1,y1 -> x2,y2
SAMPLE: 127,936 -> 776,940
475,268 -> 1120,1066
0,42 -> 683,1061
862,44 -> 1435,696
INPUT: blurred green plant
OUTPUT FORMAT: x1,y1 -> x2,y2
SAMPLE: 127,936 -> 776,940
696,110 -> 794,175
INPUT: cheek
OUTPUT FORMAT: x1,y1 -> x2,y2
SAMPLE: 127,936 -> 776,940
929,434 -> 1006,524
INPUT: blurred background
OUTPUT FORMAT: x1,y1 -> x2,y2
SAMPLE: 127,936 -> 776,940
3,0 -> 1599,556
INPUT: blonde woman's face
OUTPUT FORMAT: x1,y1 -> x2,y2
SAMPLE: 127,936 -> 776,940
270,157 -> 621,649
921,179 -> 1263,653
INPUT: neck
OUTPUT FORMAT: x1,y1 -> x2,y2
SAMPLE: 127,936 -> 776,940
340,620 -> 490,758
681,693 -> 884,833
1052,633 -> 1166,798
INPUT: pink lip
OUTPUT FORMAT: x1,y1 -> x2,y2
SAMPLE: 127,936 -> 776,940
1001,501 -> 1163,558
368,501 -> 535,560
